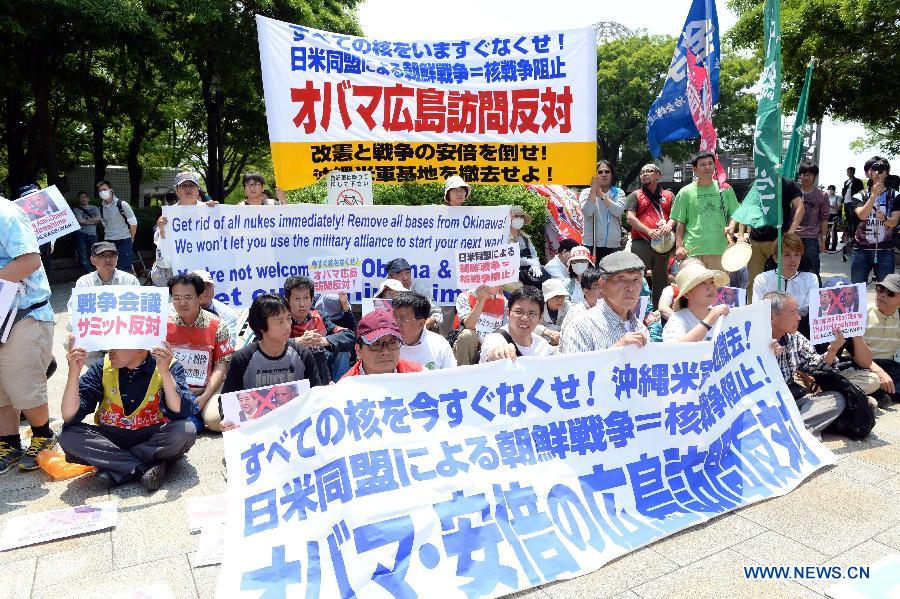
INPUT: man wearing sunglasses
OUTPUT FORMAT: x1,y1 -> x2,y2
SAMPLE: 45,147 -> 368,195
847,157 -> 899,283
341,310 -> 423,378
841,274 -> 900,406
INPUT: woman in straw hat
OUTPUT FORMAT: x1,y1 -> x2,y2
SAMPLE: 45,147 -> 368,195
662,263 -> 731,342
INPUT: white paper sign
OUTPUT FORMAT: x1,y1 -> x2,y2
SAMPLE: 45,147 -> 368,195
808,283 -> 867,344
171,347 -> 211,387
187,494 -> 228,534
193,522 -> 226,567
454,243 -> 520,290
307,256 -> 362,294
0,502 -> 117,551
327,171 -> 373,206
13,185 -> 79,244
70,286 -> 168,352
220,380 -> 311,427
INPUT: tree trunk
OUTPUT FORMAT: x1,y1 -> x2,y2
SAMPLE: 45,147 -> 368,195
29,48 -> 60,186
126,122 -> 147,205
84,94 -> 107,183
3,85 -> 28,194
200,72 -> 220,200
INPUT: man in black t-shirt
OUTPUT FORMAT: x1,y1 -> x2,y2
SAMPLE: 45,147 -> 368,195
743,179 -> 805,302
220,295 -> 325,428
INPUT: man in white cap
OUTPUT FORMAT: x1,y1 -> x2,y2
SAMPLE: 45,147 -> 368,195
444,175 -> 471,206
153,171 -> 217,285
561,251 -> 648,353
75,242 -> 140,288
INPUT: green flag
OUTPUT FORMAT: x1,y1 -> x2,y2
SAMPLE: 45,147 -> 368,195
732,0 -> 782,228
782,60 -> 815,181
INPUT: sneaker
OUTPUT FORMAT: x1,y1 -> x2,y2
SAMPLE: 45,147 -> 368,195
93,470 -> 117,488
18,433 -> 57,471
140,461 -> 167,492
0,442 -> 24,474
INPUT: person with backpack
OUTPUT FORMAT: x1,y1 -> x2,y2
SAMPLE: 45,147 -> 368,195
72,191 -> 102,274
847,157 -> 900,284
96,180 -> 138,273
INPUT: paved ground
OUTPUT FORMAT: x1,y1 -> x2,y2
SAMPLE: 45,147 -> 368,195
2,249 -> 899,599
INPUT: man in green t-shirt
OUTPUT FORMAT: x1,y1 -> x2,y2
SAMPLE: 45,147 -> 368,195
671,150 -> 739,271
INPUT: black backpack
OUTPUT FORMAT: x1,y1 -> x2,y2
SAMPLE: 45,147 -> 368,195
810,366 -> 876,439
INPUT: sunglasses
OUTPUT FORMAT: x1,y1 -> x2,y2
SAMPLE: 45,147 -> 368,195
876,285 -> 897,297
597,169 -> 612,174
870,167 -> 888,174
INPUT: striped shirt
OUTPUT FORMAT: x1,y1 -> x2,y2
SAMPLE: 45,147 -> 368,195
560,299 -> 647,354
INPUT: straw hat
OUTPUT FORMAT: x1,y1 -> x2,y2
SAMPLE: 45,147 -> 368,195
672,263 -> 729,306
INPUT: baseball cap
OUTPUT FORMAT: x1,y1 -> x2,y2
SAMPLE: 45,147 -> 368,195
386,258 -> 412,274
91,241 -> 118,256
878,274 -> 900,294
174,171 -> 201,188
356,310 -> 401,344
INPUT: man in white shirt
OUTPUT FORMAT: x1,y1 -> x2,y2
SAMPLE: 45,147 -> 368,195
481,286 -> 557,361
393,292 -> 456,370
543,238 -> 579,280
751,233 -> 819,337
96,180 -> 138,273
75,242 -> 140,288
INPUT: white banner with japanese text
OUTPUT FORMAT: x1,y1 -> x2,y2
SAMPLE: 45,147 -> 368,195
217,302 -> 834,597
256,15 -> 597,188
161,204 -> 509,308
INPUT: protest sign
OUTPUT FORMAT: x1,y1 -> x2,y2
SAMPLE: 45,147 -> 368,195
361,297 -> 392,315
716,286 -> 745,308
808,283 -> 866,344
455,243 -> 519,290
0,502 -> 117,551
0,278 -> 18,343
327,171 -> 372,206
217,302 -> 834,598
70,286 -> 168,352
307,256 -> 363,293
194,524 -> 226,567
14,185 -> 79,244
256,16 -> 597,189
161,204 -> 509,307
221,380 -> 311,426
172,347 -> 212,387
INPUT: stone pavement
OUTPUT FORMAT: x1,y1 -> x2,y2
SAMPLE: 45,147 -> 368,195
2,250 -> 898,599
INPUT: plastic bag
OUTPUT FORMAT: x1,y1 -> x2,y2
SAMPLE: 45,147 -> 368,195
35,449 -> 95,480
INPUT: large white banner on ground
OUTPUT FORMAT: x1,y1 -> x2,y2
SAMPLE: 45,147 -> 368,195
217,302 -> 835,598
161,204 -> 509,308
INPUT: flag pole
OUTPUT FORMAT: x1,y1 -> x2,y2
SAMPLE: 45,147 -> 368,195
776,163 -> 783,290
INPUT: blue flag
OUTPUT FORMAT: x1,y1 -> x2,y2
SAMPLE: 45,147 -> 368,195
646,0 -> 720,158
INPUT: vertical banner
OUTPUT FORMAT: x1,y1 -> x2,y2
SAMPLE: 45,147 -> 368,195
217,303 -> 834,598
732,0 -> 782,229
685,50 -> 727,185
70,286 -> 168,351
256,16 -> 597,188
646,0 -> 720,158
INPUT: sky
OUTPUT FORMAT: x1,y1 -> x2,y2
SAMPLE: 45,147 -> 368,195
357,0 -> 893,185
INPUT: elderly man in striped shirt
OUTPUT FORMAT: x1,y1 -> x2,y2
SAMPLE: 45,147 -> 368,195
560,251 -> 649,353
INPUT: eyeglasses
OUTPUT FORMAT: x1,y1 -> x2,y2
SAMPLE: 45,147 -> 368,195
876,285 -> 897,297
640,169 -> 658,175
366,338 -> 401,351
171,294 -> 196,302
394,315 -> 423,325
510,308 -> 541,319
245,181 -> 264,188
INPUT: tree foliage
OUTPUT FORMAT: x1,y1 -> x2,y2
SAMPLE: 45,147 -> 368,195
727,0 -> 899,148
595,33 -> 759,190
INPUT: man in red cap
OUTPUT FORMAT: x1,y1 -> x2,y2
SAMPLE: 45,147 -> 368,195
341,311 -> 423,378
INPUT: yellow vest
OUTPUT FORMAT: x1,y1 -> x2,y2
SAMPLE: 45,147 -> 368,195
95,355 -> 168,430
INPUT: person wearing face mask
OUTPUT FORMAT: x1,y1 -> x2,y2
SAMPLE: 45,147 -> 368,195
509,206 -> 546,287
564,246 -> 594,305
96,180 -> 138,274
662,263 -> 730,342
580,160 -> 626,261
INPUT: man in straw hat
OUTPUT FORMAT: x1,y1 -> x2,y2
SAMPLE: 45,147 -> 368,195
560,251 -> 648,353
